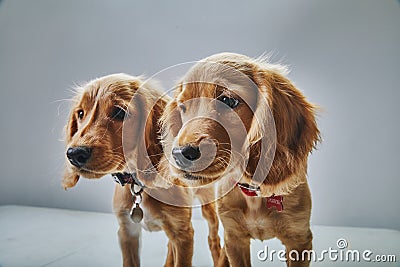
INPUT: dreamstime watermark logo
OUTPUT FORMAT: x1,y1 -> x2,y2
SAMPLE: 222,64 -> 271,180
257,238 -> 397,263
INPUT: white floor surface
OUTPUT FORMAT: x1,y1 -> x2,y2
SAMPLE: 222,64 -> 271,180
0,205 -> 399,267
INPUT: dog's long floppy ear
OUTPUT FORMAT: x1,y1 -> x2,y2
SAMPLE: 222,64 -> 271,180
62,165 -> 80,189
62,102 -> 80,190
246,84 -> 273,146
160,84 -> 183,141
160,98 -> 183,141
134,84 -> 172,188
268,71 -> 320,158
247,70 -> 320,195
66,108 -> 78,142
144,100 -> 163,157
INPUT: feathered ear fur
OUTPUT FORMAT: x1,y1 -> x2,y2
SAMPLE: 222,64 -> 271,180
62,166 -> 80,190
62,98 -> 81,190
247,69 -> 320,196
134,83 -> 171,188
160,99 -> 182,140
66,107 -> 78,142
160,83 -> 183,142
143,96 -> 165,170
246,84 -> 274,146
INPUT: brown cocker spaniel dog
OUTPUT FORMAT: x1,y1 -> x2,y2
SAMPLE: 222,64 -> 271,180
161,53 -> 320,267
62,73 -> 220,267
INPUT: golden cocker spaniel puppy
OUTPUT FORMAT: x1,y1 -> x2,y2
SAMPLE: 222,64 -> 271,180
62,73 -> 220,267
161,53 -> 320,267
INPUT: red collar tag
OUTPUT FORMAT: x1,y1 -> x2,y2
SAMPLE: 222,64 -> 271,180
266,195 -> 283,211
236,182 -> 284,212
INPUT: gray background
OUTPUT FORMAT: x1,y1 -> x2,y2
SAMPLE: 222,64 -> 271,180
0,0 -> 399,230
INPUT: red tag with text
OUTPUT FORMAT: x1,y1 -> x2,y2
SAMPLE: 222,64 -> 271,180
266,195 -> 283,211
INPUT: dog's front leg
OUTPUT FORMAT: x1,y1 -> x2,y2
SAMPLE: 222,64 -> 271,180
280,229 -> 313,267
223,230 -> 251,267
218,210 -> 251,267
114,185 -> 142,267
216,246 -> 230,267
164,241 -> 174,267
163,208 -> 194,267
116,211 -> 142,267
166,224 -> 194,267
201,202 -> 221,265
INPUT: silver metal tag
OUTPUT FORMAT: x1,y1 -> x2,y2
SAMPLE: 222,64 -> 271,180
130,203 -> 143,223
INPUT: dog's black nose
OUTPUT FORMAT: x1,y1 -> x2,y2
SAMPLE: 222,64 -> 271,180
172,145 -> 201,169
181,145 -> 201,161
66,146 -> 92,168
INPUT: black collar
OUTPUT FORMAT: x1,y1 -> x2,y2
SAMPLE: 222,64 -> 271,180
111,172 -> 144,188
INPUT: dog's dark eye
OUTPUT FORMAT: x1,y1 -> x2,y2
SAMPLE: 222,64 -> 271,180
77,109 -> 84,119
217,96 -> 239,109
178,103 -> 186,113
111,107 -> 126,121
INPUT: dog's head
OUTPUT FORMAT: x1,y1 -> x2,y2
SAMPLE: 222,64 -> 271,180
162,53 -> 320,193
62,73 -> 164,189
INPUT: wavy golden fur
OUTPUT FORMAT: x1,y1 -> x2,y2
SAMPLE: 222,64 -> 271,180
161,53 -> 320,267
62,73 -> 220,267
